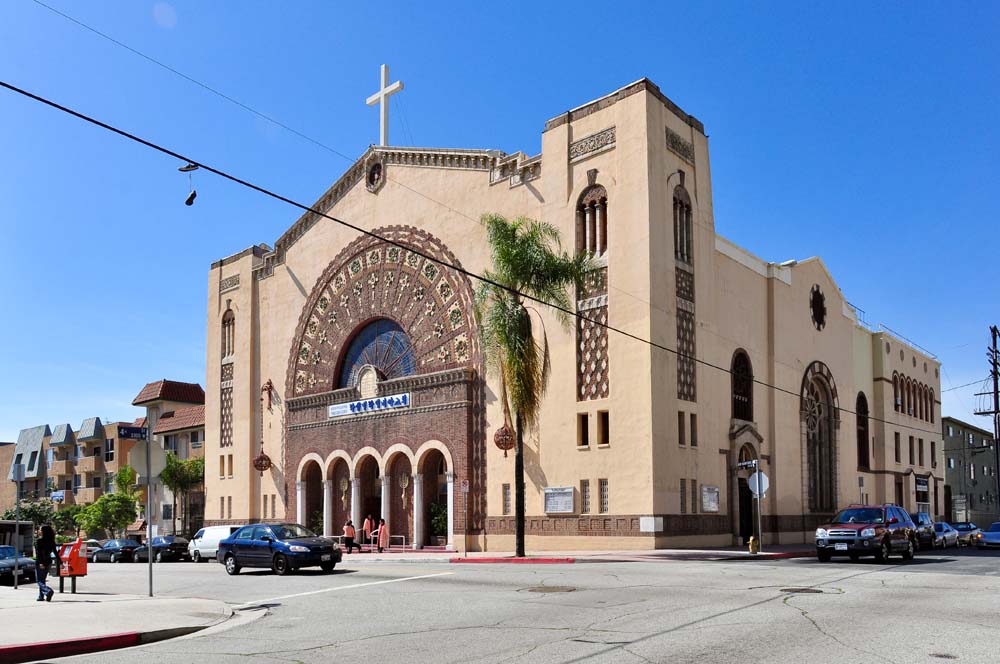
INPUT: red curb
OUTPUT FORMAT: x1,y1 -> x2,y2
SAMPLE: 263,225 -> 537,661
0,631 -> 141,664
449,557 -> 575,564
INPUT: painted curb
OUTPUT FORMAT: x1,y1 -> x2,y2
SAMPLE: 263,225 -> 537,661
0,625 -> 210,663
449,557 -> 576,564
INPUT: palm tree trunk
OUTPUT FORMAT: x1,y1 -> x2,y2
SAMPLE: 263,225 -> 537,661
515,411 -> 526,558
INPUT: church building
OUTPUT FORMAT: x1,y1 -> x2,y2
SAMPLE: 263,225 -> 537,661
204,77 -> 943,550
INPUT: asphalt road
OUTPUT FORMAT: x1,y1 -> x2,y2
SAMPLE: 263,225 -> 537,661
52,547 -> 1000,664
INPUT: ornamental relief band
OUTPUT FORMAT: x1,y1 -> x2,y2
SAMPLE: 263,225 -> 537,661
666,127 -> 695,163
219,274 -> 240,292
569,127 -> 616,162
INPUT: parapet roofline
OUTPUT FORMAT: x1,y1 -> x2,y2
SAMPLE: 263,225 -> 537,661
543,78 -> 705,135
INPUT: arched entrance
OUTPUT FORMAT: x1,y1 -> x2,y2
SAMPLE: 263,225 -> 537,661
417,448 -> 450,548
386,452 -> 413,544
801,362 -> 840,514
736,444 -> 757,544
327,457 -> 351,536
355,455 -> 381,538
300,460 -> 323,533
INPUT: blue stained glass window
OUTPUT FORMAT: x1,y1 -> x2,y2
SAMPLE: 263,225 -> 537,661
338,319 -> 416,388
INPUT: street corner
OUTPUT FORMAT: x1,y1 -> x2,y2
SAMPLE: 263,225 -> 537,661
0,588 -> 234,663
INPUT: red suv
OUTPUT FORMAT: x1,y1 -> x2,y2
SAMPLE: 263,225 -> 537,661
815,504 -> 917,562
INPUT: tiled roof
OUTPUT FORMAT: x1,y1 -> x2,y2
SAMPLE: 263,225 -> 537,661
77,417 -> 105,442
132,417 -> 147,428
154,405 -> 206,434
49,424 -> 75,447
132,380 -> 205,406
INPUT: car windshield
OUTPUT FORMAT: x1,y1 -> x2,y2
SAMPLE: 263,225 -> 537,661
0,546 -> 16,559
934,523 -> 944,532
989,523 -> 1000,533
831,508 -> 884,524
122,540 -> 141,547
954,523 -> 974,531
272,524 -> 316,540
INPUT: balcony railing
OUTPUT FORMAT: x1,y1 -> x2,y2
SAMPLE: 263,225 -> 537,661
51,459 -> 73,476
76,487 -> 103,503
77,455 -> 104,474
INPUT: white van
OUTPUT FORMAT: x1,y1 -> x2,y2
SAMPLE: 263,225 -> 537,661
188,525 -> 242,562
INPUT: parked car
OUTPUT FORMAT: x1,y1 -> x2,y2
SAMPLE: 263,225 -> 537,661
189,525 -> 242,563
218,523 -> 342,576
133,536 -> 191,563
815,504 -> 916,562
976,522 -> 1000,549
953,522 -> 982,546
0,545 -> 35,584
933,522 -> 959,548
83,539 -> 102,557
912,512 -> 936,550
91,538 -> 143,563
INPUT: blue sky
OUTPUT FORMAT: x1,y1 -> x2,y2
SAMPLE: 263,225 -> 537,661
0,1 -> 997,441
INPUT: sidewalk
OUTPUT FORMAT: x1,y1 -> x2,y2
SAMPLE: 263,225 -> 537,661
337,543 -> 813,564
0,585 -> 232,663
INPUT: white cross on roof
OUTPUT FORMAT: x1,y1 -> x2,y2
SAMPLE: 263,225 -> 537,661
365,64 -> 404,147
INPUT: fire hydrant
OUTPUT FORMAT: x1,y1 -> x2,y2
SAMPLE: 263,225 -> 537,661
748,535 -> 760,554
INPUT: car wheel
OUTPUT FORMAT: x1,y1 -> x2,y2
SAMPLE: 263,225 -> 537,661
224,554 -> 240,576
817,550 -> 832,562
902,540 -> 915,561
192,551 -> 201,563
92,553 -> 99,563
320,562 -> 335,573
272,554 -> 291,576
848,553 -> 859,562
110,553 -> 118,563
155,552 -> 164,563
875,540 -> 890,562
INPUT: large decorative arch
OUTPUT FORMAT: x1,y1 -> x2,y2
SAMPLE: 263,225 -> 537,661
800,361 -> 840,513
576,184 -> 608,256
351,446 -> 385,478
415,440 -> 455,473
297,452 -> 325,481
324,450 -> 353,479
337,318 -> 416,388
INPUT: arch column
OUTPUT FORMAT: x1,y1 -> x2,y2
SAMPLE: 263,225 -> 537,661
412,473 -> 424,549
585,204 -> 595,254
446,472 -> 455,550
381,476 -> 391,530
295,481 -> 305,526
322,480 -> 333,536
351,478 -> 361,531
595,203 -> 605,255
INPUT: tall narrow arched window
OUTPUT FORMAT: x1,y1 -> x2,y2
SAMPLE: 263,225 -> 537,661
673,186 -> 693,264
221,308 -> 235,359
856,392 -> 870,470
893,373 -> 899,412
731,350 -> 753,421
929,389 -> 935,423
575,185 -> 608,256
921,385 -> 927,421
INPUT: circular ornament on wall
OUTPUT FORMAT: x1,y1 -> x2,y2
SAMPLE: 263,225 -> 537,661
494,425 -> 515,457
809,285 -> 827,331
253,449 -> 272,472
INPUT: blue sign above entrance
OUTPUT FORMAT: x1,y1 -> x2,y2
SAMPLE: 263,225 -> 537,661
328,393 -> 411,419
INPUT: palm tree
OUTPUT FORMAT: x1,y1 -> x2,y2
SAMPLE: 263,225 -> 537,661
474,213 -> 593,557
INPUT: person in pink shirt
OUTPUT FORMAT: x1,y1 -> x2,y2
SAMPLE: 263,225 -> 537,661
377,518 -> 389,553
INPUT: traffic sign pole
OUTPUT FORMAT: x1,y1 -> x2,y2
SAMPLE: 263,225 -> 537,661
756,469 -> 764,554
145,424 -> 153,597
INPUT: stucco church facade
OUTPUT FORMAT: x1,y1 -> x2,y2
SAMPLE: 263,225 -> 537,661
204,78 -> 943,550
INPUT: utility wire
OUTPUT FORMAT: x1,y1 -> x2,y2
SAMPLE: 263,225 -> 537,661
0,79 -> 947,440
942,379 -> 984,393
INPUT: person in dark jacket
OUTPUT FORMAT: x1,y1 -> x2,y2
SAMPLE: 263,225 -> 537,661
34,525 -> 61,602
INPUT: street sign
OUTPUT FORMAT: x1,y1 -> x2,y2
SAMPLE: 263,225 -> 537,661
129,442 -> 166,481
50,490 -> 65,502
10,464 -> 25,482
460,479 -> 470,493
737,459 -> 758,470
748,471 -> 769,497
118,426 -> 148,440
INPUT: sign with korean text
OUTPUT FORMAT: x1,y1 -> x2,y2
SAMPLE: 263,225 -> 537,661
543,486 -> 575,514
328,393 -> 411,419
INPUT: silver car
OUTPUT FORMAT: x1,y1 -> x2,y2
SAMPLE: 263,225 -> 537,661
933,522 -> 959,548
976,522 -> 1000,549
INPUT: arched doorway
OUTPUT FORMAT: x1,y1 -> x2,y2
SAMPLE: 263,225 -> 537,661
355,455 -> 381,539
736,444 -> 757,544
385,453 -> 413,545
328,458 -> 351,536
417,448 -> 450,548
301,460 -> 323,533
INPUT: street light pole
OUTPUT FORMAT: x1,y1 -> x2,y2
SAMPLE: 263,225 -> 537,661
13,468 -> 22,591
146,424 -> 153,598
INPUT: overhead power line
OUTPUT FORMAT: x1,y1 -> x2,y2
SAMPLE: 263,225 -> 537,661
0,79 -> 947,440
942,379 -> 985,394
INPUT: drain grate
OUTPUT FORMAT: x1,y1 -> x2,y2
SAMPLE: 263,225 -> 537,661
929,655 -> 958,660
521,586 -> 576,593
780,588 -> 823,594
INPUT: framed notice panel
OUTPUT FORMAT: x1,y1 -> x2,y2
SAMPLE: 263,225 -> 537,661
543,486 -> 575,514
701,485 -> 720,513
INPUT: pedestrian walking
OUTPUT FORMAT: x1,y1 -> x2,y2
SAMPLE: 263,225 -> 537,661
342,520 -> 361,553
377,518 -> 389,553
362,514 -> 373,550
34,525 -> 61,602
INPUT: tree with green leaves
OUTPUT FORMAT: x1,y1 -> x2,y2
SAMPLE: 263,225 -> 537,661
52,504 -> 86,537
160,454 -> 204,536
1,499 -> 55,528
114,465 -> 139,499
76,493 -> 136,539
473,213 -> 593,557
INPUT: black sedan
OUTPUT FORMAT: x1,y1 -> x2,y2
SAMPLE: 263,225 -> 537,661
218,523 -> 341,575
134,536 -> 191,563
91,538 -> 143,563
0,545 -> 35,584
